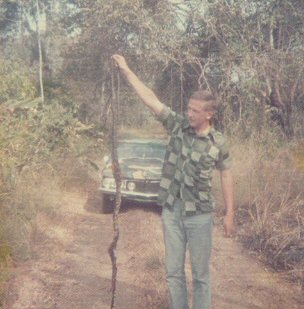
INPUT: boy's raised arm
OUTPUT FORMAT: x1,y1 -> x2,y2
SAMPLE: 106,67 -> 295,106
111,54 -> 165,116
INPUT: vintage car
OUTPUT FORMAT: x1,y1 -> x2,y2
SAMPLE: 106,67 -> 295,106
100,138 -> 166,213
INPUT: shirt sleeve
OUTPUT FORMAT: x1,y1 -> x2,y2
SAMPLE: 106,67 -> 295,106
156,106 -> 183,135
215,138 -> 232,171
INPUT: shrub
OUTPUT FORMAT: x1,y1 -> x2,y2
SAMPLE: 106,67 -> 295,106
228,132 -> 304,286
0,97 -> 105,305
0,58 -> 36,102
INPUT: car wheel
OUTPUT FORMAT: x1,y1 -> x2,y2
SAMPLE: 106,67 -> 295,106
100,194 -> 114,214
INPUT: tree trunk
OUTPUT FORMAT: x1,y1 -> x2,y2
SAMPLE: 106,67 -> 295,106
282,104 -> 294,138
36,0 -> 44,104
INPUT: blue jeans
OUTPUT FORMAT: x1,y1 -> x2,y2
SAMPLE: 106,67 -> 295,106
162,199 -> 213,309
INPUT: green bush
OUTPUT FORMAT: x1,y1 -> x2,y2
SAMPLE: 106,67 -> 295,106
0,58 -> 36,102
0,95 -> 105,305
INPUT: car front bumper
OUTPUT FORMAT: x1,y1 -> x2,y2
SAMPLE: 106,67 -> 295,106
100,187 -> 159,203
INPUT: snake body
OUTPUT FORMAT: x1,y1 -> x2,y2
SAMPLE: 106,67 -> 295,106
108,63 -> 122,309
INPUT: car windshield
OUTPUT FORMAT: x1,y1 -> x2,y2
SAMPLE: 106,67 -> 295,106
118,141 -> 166,160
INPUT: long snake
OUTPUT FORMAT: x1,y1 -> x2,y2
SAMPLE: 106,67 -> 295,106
108,61 -> 122,309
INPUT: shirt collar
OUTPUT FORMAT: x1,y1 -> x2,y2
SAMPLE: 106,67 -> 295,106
182,119 -> 215,140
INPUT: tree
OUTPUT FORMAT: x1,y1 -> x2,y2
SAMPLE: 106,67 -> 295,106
61,0 -> 199,123
36,0 -> 44,104
2,0 -> 303,136
183,0 -> 304,136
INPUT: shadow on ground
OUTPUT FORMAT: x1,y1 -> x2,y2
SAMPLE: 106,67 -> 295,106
84,189 -> 161,215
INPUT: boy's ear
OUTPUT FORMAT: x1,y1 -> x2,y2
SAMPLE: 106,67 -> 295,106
207,111 -> 214,120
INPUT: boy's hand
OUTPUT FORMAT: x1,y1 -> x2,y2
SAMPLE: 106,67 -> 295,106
111,54 -> 130,72
224,213 -> 235,237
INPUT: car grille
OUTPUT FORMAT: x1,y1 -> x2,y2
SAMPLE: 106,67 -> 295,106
126,180 -> 160,193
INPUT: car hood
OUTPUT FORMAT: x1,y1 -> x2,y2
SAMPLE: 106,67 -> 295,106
103,157 -> 163,180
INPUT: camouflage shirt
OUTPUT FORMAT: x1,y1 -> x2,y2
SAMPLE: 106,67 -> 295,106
157,106 -> 231,215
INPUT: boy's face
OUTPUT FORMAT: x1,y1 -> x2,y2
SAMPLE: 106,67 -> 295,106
187,99 -> 213,130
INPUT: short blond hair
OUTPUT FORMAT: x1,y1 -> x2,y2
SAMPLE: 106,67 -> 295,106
190,90 -> 216,112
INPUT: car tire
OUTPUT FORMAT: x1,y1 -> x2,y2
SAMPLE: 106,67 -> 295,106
100,194 -> 114,214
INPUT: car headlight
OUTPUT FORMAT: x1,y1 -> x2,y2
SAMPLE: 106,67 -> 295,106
102,178 -> 127,190
102,177 -> 116,189
127,181 -> 136,191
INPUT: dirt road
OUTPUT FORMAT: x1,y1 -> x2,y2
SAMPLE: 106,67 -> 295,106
3,190 -> 303,309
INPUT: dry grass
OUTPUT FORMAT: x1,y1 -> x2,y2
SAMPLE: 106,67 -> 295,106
0,154 -> 96,306
223,133 -> 304,286
1,169 -> 62,260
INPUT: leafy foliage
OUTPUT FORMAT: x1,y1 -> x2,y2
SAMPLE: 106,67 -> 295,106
0,58 -> 36,102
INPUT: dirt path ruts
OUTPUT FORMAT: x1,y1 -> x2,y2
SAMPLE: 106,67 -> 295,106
3,191 -> 303,309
